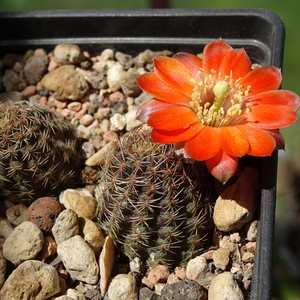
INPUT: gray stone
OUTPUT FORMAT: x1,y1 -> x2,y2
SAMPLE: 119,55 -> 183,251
2,69 -> 27,92
57,235 -> 99,284
0,260 -> 60,300
24,53 -> 48,84
208,272 -> 244,300
161,280 -> 205,300
3,221 -> 44,265
119,70 -> 142,97
52,209 -> 79,245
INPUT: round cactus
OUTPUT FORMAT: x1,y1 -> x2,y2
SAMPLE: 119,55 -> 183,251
96,127 -> 216,267
0,100 -> 82,204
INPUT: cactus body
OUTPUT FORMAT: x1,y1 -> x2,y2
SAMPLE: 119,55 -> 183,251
96,128 -> 215,267
0,101 -> 82,204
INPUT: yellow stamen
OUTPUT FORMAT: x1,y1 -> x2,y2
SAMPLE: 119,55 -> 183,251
190,69 -> 251,127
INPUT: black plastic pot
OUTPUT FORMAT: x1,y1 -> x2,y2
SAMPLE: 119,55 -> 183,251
0,8 -> 284,300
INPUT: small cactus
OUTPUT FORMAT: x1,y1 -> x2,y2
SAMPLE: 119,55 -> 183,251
96,127 -> 216,267
0,100 -> 82,204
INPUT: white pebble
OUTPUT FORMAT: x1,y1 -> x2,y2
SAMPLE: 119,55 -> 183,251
110,113 -> 126,130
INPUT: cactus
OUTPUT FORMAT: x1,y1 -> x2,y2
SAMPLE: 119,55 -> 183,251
0,100 -> 82,204
96,127 -> 216,267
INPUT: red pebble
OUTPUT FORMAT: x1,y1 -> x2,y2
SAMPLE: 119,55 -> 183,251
27,197 -> 64,233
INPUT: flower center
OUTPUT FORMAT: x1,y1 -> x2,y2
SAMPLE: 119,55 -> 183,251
190,69 -> 251,127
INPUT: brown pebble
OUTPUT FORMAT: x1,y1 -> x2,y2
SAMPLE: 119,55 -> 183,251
75,107 -> 88,119
174,267 -> 187,280
39,96 -> 48,106
48,56 -> 60,71
61,108 -> 75,120
34,48 -> 47,56
109,91 -> 125,101
201,250 -> 216,260
146,265 -> 170,285
55,99 -> 68,109
103,130 -> 118,142
22,85 -> 37,98
27,197 -> 64,233
80,114 -> 94,126
36,236 -> 57,262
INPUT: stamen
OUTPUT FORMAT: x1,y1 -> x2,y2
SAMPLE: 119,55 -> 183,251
190,70 -> 251,127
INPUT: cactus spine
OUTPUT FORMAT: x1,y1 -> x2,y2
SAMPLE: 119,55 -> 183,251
96,128 -> 215,267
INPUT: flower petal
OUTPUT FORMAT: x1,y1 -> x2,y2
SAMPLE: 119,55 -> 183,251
202,39 -> 232,74
137,73 -> 191,107
247,104 -> 298,129
219,48 -> 252,80
148,106 -> 198,130
239,66 -> 282,95
237,124 -> 276,156
184,126 -> 220,161
263,129 -> 285,150
219,126 -> 249,157
246,90 -> 300,111
173,53 -> 203,78
154,56 -> 196,96
205,149 -> 238,183
136,99 -> 179,122
151,122 -> 204,144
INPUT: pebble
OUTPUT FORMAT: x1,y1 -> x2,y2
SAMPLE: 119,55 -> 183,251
213,167 -> 260,232
107,62 -> 123,92
161,280 -> 205,300
27,197 -> 64,233
40,65 -> 88,100
2,69 -> 27,92
107,274 -> 138,300
186,255 -> 208,281
85,141 -> 114,166
66,288 -> 87,299
22,85 -> 37,98
213,248 -> 231,270
5,203 -> 28,225
246,220 -> 258,242
110,113 -> 126,130
125,108 -> 142,131
144,265 -> 170,287
24,53 -> 49,84
36,235 -> 57,262
99,235 -> 115,296
80,114 -> 94,126
0,91 -> 24,102
0,252 -> 6,289
59,188 -> 97,219
68,101 -> 82,112
119,70 -> 141,97
3,221 -> 44,265
54,44 -> 84,65
0,260 -> 60,299
0,219 -> 14,238
52,208 -> 79,245
57,235 -> 99,284
208,272 -> 244,300
79,217 -> 105,256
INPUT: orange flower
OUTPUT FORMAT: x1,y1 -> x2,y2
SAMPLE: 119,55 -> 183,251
137,39 -> 300,183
